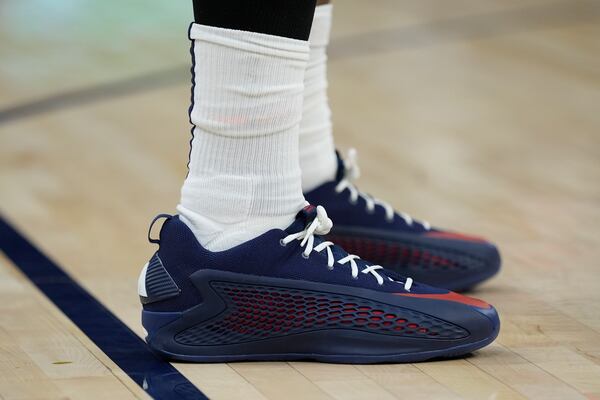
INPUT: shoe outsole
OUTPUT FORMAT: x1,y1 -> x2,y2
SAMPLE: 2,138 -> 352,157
148,324 -> 499,364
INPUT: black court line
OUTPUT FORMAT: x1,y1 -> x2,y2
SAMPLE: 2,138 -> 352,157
0,215 -> 208,400
0,0 -> 597,126
0,66 -> 187,124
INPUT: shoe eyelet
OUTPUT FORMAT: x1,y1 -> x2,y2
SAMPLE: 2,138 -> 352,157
327,265 -> 334,271
349,198 -> 358,205
366,208 -> 375,215
352,275 -> 359,280
279,239 -> 287,247
302,253 -> 310,259
385,217 -> 394,224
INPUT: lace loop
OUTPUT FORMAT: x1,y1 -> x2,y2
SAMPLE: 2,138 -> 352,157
335,148 -> 431,230
282,205 -> 413,290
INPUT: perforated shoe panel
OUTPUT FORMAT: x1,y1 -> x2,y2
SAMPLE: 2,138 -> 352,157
174,282 -> 468,346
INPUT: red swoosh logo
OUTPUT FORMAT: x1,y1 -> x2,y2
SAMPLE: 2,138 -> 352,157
395,292 -> 491,309
425,231 -> 487,243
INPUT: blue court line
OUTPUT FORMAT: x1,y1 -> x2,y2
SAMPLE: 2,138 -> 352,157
0,215 -> 208,400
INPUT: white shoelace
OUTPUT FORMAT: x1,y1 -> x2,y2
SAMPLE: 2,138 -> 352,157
281,205 -> 413,290
335,148 -> 430,230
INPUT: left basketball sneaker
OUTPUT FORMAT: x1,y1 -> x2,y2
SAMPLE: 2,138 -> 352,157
304,149 -> 501,291
139,205 -> 499,363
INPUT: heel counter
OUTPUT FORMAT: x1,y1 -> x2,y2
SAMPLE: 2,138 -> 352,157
138,253 -> 181,306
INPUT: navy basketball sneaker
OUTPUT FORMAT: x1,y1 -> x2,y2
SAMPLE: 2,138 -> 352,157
304,149 -> 501,291
138,205 -> 499,363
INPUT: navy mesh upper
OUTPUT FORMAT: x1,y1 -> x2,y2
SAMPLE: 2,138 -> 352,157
145,210 -> 447,312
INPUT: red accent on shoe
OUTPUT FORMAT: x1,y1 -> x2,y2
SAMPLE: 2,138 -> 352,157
424,231 -> 488,243
395,292 -> 491,309
303,204 -> 316,213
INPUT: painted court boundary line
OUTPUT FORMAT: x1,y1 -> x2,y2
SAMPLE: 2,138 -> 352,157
0,215 -> 207,400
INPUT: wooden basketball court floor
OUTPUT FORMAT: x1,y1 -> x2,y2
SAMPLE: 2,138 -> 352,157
1,0 -> 599,399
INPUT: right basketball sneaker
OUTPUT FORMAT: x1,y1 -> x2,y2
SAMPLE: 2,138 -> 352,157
304,149 -> 501,291
139,205 -> 499,363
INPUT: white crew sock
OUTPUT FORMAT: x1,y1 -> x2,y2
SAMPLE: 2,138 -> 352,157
178,24 -> 308,251
299,4 -> 338,192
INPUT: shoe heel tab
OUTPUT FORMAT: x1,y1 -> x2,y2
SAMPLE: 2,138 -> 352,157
148,214 -> 173,244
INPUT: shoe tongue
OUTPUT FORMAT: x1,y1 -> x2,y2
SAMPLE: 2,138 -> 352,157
285,204 -> 319,234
